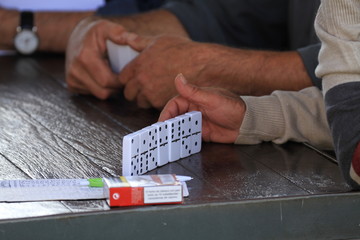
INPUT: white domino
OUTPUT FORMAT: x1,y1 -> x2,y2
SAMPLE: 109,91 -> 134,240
152,122 -> 169,166
176,115 -> 192,158
122,111 -> 202,176
138,126 -> 158,175
166,118 -> 181,162
186,111 -> 202,154
106,40 -> 139,73
122,132 -> 140,176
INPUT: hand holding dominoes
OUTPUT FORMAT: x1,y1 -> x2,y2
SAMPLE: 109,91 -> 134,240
122,111 -> 202,176
106,40 -> 139,73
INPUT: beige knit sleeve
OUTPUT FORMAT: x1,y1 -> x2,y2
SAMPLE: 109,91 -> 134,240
235,86 -> 333,150
315,0 -> 360,94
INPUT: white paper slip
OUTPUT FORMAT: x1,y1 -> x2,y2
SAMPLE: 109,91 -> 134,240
181,182 -> 189,197
0,179 -> 105,202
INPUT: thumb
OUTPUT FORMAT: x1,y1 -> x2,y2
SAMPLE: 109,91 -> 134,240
118,32 -> 153,52
175,74 -> 212,107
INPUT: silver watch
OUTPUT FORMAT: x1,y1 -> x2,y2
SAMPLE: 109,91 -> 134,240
14,11 -> 39,55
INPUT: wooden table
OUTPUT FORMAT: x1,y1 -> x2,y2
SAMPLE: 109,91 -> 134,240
0,54 -> 359,240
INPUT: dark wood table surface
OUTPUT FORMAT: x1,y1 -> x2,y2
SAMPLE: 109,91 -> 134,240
0,54 -> 359,240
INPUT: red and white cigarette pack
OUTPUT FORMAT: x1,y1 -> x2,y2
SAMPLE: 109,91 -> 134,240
103,174 -> 183,207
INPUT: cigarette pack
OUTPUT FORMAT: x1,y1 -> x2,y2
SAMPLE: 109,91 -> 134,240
103,174 -> 183,207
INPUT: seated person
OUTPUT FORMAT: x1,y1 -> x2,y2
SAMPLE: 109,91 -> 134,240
65,0 -> 322,108
315,0 -> 360,189
65,0 -> 335,153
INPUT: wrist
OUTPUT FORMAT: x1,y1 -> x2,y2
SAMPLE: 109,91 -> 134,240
0,9 -> 19,49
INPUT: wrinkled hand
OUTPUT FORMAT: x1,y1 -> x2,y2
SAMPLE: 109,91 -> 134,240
65,18 -> 128,99
118,34 -> 212,109
159,74 -> 246,143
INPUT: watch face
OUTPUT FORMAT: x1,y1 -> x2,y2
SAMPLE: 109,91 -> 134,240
14,29 -> 39,55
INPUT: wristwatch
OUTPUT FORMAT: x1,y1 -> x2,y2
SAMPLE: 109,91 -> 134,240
14,11 -> 39,55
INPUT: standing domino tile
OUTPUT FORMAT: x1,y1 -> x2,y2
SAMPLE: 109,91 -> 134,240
122,132 -> 140,176
186,111 -> 202,154
106,40 -> 139,73
166,118 -> 181,162
138,126 -> 158,175
176,115 -> 192,158
121,111 -> 202,176
152,122 -> 169,166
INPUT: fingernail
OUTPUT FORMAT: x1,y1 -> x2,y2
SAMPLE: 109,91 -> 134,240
176,73 -> 187,84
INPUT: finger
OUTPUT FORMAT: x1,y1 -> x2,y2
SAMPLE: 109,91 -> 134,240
80,51 -> 120,89
174,73 -> 213,107
136,94 -> 152,109
158,96 -> 191,122
175,73 -> 232,112
123,76 -> 140,101
122,33 -> 154,52
67,59 -> 115,99
117,57 -> 136,86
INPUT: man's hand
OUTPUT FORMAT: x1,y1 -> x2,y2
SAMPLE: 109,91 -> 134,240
65,18 -> 127,99
159,74 -> 246,143
118,34 -> 214,109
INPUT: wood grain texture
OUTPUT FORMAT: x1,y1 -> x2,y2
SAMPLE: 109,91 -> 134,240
0,55 -> 351,221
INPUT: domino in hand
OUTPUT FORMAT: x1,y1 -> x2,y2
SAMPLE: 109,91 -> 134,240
106,40 -> 139,73
122,111 -> 202,176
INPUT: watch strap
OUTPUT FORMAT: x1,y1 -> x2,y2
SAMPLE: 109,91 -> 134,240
19,11 -> 34,30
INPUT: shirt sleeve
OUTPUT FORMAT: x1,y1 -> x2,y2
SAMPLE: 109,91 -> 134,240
297,43 -> 322,89
96,0 -> 164,16
235,87 -> 333,150
315,0 -> 360,189
161,0 -> 227,45
162,0 -> 289,50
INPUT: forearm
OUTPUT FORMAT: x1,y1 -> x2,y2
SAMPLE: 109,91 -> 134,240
235,86 -> 333,150
0,9 -> 93,52
107,9 -> 189,38
195,43 -> 313,96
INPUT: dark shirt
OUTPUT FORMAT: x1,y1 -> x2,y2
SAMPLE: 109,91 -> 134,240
162,0 -> 322,88
97,0 -> 164,16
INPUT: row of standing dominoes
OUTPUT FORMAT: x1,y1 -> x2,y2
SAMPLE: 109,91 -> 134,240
122,111 -> 202,176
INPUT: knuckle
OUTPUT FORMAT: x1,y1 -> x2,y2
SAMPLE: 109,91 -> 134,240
96,90 -> 111,100
97,77 -> 110,88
